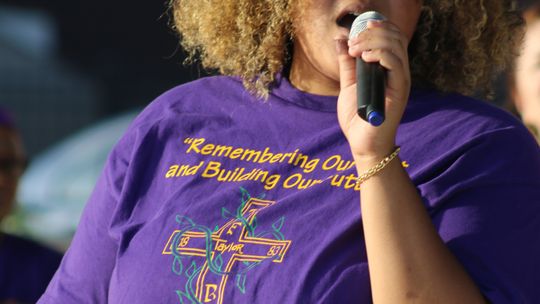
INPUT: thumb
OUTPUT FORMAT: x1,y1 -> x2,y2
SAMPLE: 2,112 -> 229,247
335,39 -> 356,89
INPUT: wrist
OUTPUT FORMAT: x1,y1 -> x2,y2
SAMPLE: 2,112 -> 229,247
353,146 -> 401,185
352,145 -> 397,169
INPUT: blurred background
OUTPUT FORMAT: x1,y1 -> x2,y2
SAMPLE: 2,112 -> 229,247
0,0 -> 205,250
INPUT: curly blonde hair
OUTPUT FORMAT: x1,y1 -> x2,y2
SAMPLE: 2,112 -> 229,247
170,0 -> 523,98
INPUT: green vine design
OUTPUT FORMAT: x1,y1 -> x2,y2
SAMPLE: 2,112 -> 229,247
170,188 -> 287,303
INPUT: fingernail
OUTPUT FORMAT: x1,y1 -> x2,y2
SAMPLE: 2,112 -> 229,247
367,20 -> 383,27
335,39 -> 348,55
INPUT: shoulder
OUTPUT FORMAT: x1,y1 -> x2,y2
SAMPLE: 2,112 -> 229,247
157,76 -> 244,102
126,76 -> 246,131
404,88 -> 537,149
405,89 -> 526,133
0,233 -> 62,265
0,234 -> 61,301
402,89 -> 540,201
148,76 -> 244,112
110,76 -> 245,148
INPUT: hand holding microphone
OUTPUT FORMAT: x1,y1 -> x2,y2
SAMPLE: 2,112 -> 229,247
336,11 -> 412,158
349,11 -> 387,127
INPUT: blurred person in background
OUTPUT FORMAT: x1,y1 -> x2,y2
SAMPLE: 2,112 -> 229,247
0,108 -> 62,304
510,2 -> 540,142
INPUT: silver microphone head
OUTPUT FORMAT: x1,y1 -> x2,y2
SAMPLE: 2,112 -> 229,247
349,11 -> 386,39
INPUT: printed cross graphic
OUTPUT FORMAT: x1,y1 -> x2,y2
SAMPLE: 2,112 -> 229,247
163,198 -> 292,304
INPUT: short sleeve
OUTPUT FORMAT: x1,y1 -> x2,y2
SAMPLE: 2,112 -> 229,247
37,130 -> 132,303
38,113 -> 144,304
37,84 -> 186,303
423,127 -> 540,303
435,185 -> 540,303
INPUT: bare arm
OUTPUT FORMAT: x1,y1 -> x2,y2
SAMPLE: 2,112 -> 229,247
335,19 -> 486,303
356,153 -> 485,303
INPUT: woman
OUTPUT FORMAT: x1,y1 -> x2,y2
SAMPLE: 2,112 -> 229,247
511,3 -> 540,142
40,0 -> 540,303
0,108 -> 62,304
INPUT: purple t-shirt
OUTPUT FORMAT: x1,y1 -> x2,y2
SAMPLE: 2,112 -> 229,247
0,233 -> 62,303
39,76 -> 540,303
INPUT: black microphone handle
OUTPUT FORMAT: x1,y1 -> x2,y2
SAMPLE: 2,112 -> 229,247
356,58 -> 386,126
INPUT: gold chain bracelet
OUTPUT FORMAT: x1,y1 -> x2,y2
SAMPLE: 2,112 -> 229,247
356,146 -> 401,186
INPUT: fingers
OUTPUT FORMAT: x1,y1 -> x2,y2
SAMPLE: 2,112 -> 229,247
362,49 -> 410,92
346,20 -> 411,95
348,21 -> 409,66
349,35 -> 407,66
335,39 -> 357,90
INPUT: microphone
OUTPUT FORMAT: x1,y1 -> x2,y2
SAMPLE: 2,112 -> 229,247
349,11 -> 387,127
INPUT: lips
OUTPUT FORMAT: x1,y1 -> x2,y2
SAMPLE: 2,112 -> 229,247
337,12 -> 359,29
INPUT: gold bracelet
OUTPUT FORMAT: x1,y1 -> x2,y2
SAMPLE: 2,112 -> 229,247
356,146 -> 401,186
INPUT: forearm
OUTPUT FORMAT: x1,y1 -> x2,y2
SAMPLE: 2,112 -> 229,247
357,155 -> 486,303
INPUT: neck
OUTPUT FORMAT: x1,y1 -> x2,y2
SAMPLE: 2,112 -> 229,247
289,50 -> 340,96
